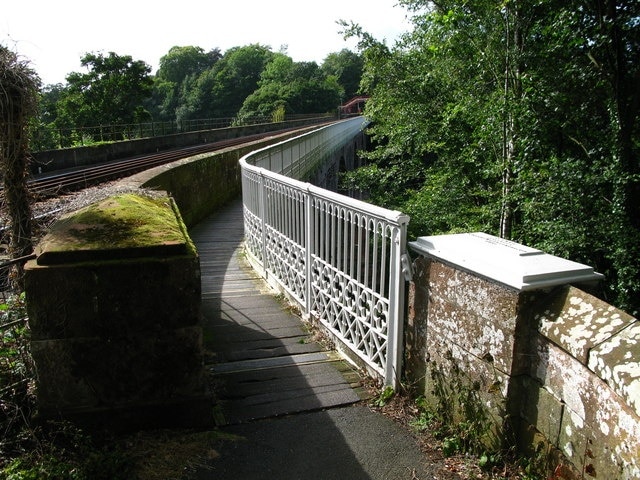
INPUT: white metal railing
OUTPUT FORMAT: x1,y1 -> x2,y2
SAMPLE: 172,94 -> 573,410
240,117 -> 410,387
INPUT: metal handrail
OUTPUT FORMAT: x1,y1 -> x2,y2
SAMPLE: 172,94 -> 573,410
239,117 -> 409,388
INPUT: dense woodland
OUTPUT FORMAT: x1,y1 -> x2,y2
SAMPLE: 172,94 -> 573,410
33,45 -> 363,149
341,0 -> 639,315
7,0 -> 640,317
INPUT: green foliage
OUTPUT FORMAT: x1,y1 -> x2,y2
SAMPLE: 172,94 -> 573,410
372,386 -> 396,407
271,104 -> 286,123
0,425 -> 134,480
155,46 -> 220,85
62,52 -> 153,129
238,53 -> 343,119
411,388 -> 494,460
0,293 -> 31,387
321,49 -> 364,100
410,378 -> 541,476
344,0 -> 640,315
206,44 -> 275,118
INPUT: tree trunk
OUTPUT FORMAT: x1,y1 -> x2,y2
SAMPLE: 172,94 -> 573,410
1,47 -> 38,289
499,3 -> 524,240
3,137 -> 34,260
594,0 -> 640,313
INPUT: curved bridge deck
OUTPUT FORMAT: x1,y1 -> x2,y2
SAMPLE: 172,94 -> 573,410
189,199 -> 365,425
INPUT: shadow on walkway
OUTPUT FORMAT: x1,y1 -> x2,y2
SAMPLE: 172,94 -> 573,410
188,199 -> 435,480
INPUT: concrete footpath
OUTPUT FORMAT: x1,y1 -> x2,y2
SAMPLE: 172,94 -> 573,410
188,200 -> 440,480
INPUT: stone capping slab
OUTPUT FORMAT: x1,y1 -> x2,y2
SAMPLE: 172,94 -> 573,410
35,193 -> 191,265
588,321 -> 640,417
409,232 -> 604,292
536,285 -> 635,364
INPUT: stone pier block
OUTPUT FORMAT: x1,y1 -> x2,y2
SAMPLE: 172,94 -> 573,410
25,193 -> 210,430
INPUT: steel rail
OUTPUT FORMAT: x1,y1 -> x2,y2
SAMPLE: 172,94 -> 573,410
23,125 -> 328,198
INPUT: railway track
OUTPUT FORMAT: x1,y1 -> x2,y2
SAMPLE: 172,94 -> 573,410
0,123 -> 331,243
25,127 -> 311,198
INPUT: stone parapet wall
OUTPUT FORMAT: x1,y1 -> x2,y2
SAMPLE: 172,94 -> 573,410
407,233 -> 639,479
406,257 -> 539,451
121,127 -> 322,227
528,287 -> 640,478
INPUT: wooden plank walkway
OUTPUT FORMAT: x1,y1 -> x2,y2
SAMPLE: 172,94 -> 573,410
189,199 -> 363,426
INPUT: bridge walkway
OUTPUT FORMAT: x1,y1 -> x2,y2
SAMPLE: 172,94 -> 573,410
189,198 -> 365,426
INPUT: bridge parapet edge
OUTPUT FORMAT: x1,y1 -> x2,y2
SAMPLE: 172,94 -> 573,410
407,232 -> 639,479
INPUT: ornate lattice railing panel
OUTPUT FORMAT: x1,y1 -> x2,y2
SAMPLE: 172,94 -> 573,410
242,168 -> 265,262
240,118 -> 410,387
310,257 -> 389,375
262,176 -> 308,304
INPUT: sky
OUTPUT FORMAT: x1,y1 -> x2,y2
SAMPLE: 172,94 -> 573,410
2,0 -> 412,86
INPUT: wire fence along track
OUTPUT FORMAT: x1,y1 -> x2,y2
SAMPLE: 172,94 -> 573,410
26,126 -> 325,198
31,113 -> 333,150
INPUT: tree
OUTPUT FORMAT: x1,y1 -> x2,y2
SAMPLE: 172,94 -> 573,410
511,0 -> 640,312
31,83 -> 67,150
156,46 -> 220,84
588,0 -> 640,311
207,44 -> 274,118
342,0 -> 639,314
60,52 -> 153,132
165,44 -> 275,121
238,54 -> 343,119
150,46 -> 221,122
321,49 -> 364,101
0,46 -> 39,285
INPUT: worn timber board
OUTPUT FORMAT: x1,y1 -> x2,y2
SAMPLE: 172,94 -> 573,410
190,199 -> 365,427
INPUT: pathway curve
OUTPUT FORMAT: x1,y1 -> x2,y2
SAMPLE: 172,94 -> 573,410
189,199 -> 363,425
188,199 -> 437,480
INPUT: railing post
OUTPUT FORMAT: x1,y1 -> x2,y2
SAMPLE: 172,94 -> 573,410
385,224 -> 408,389
305,188 -> 313,316
259,171 -> 268,278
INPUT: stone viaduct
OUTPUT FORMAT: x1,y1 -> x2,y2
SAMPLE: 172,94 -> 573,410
23,121 -> 639,479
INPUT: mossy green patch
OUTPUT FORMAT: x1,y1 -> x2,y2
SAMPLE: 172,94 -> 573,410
36,194 -> 196,264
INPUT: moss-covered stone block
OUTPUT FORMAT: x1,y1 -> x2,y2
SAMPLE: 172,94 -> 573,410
25,193 -> 209,430
35,193 -> 196,263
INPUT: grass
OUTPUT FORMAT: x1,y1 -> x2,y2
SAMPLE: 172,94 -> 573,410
365,381 -> 546,480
